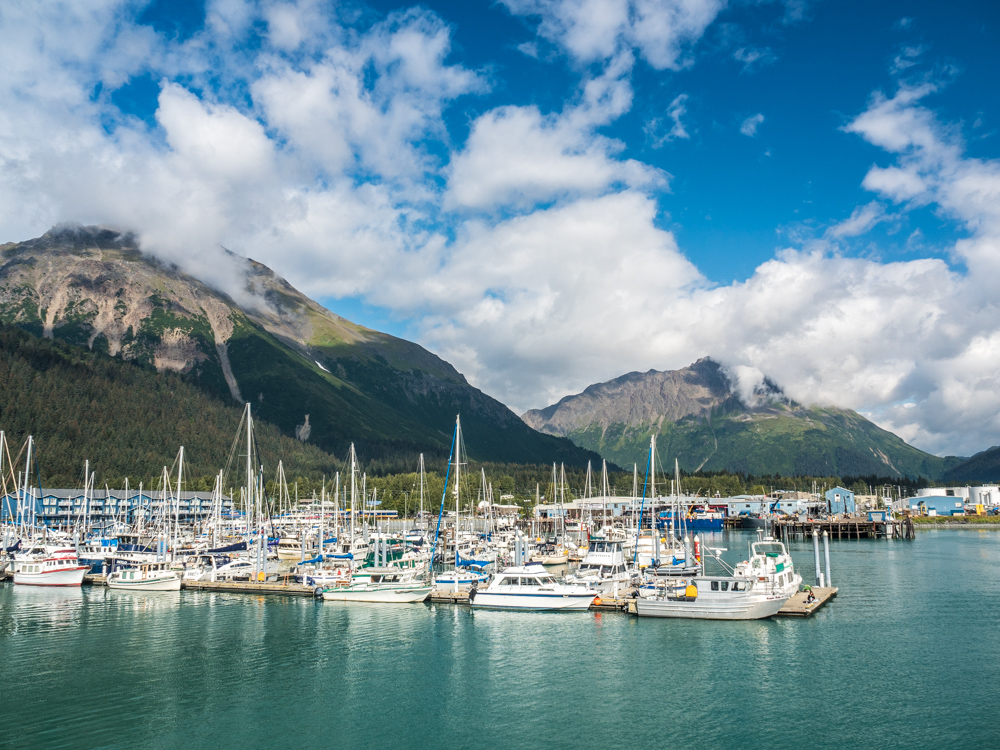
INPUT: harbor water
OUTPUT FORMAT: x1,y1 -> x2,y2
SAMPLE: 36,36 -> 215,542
2,529 -> 999,749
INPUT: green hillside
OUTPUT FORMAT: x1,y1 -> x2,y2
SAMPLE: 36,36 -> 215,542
570,405 -> 960,479
940,447 -> 1000,484
0,226 -> 598,468
0,323 -> 340,488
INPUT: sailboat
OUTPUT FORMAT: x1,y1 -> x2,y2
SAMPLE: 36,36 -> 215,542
321,443 -> 432,604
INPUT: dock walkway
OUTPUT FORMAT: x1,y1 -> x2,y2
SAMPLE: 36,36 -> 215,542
774,517 -> 914,541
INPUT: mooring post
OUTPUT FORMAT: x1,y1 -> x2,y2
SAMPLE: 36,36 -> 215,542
823,530 -> 832,587
812,529 -> 822,587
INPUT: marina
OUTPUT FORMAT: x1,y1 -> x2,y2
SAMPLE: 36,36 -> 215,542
2,529 -> 998,749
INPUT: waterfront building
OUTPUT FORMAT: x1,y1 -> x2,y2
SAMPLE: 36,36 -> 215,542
825,487 -> 856,515
908,494 -> 966,516
0,489 -> 234,528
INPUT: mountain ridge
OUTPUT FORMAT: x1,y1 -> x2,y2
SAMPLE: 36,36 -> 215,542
523,359 -> 961,479
0,225 -> 599,466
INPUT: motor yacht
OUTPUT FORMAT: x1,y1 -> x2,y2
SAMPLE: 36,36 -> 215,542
470,565 -> 598,611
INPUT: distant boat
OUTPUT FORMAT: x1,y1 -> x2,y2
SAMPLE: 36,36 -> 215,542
107,562 -> 181,591
276,537 -> 304,560
13,548 -> 87,587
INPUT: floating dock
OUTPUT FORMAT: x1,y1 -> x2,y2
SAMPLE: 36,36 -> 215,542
776,586 -> 837,616
2,573 -> 836,617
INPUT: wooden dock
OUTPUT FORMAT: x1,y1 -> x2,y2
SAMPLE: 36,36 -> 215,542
183,580 -> 316,596
773,516 -> 915,541
776,586 -> 837,617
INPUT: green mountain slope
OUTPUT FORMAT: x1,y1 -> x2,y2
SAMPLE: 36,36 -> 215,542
0,323 -> 338,487
940,447 -> 1000,484
0,226 -> 598,467
523,358 -> 961,479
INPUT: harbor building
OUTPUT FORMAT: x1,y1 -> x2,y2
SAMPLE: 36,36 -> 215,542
1,489 -> 234,528
914,485 -> 1000,509
907,494 -> 965,516
825,487 -> 856,515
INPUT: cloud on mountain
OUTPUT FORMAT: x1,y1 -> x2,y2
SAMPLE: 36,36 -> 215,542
0,0 -> 998,457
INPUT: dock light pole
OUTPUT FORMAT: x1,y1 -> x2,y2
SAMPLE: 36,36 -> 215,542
812,530 -> 822,587
822,530 -> 832,588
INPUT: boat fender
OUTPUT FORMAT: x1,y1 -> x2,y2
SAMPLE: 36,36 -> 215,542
313,586 -> 325,598
592,596 -> 602,607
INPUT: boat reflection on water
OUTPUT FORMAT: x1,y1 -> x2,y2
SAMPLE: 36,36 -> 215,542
2,584 -> 85,634
102,588 -> 182,614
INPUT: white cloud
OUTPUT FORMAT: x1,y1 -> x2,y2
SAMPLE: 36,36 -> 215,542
499,0 -> 725,69
740,112 -> 764,136
2,2 -> 1000,461
825,201 -> 887,239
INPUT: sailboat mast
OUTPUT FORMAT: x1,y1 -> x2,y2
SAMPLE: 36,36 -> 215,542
454,415 -> 462,592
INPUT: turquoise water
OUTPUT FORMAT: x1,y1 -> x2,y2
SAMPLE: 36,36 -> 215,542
2,529 -> 999,749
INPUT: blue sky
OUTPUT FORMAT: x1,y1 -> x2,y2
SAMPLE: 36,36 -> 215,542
1,0 -> 999,456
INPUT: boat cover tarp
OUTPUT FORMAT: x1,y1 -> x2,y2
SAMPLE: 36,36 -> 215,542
5,539 -> 20,553
456,554 -> 491,569
300,553 -> 352,565
206,541 -> 248,553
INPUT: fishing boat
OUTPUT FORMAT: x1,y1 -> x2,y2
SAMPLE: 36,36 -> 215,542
321,568 -> 432,603
13,548 -> 88,586
733,536 -> 802,597
470,565 -> 599,611
107,561 -> 181,591
635,575 -> 788,619
566,539 -> 633,595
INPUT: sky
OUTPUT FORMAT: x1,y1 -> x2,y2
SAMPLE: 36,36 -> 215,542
1,0 -> 999,457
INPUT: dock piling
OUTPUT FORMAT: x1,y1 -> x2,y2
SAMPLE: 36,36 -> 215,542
823,531 -> 832,587
812,530 -> 822,587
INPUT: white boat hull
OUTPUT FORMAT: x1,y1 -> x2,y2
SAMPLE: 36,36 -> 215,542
530,554 -> 569,565
635,593 -> 787,620
471,591 -> 596,611
13,567 -> 87,586
107,575 -> 181,591
322,585 -> 432,603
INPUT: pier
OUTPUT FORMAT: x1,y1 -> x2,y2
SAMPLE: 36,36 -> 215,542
773,516 -> 915,541
2,573 -> 835,616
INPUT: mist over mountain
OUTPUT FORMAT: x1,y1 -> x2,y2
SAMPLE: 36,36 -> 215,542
523,358 -> 962,479
0,225 -> 598,467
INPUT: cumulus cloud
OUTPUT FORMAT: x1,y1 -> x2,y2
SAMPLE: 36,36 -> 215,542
2,1 -> 1000,459
740,112 -> 764,136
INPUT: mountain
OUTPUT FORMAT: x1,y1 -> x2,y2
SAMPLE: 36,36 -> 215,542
940,447 -> 1000,484
0,323 -> 338,487
522,358 -> 961,479
0,225 -> 598,467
